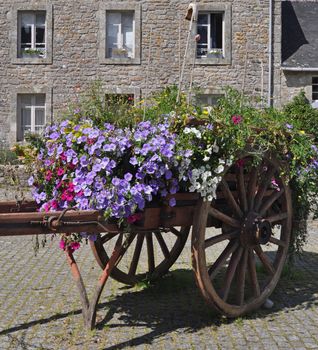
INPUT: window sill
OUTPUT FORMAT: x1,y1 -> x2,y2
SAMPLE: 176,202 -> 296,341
100,57 -> 141,65
195,57 -> 231,66
11,57 -> 52,65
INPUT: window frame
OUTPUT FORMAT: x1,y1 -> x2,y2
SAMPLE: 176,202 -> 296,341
17,94 -> 46,141
10,87 -> 52,143
104,86 -> 141,104
194,3 -> 231,65
99,2 -> 141,65
10,4 -> 53,65
312,77 -> 318,102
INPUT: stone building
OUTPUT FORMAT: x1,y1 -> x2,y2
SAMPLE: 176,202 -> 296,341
0,0 -> 317,146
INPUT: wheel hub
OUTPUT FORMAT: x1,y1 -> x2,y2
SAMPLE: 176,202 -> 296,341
240,212 -> 272,247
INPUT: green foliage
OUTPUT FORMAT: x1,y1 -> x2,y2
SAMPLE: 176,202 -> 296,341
64,81 -> 135,128
283,91 -> 318,139
0,148 -> 18,165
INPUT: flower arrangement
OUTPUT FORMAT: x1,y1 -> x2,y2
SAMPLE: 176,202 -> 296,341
25,86 -> 318,256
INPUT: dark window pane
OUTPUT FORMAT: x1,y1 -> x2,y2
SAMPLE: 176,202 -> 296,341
210,13 -> 223,49
197,25 -> 208,44
313,77 -> 318,85
198,14 -> 208,24
36,27 -> 45,44
313,93 -> 318,100
21,26 -> 31,44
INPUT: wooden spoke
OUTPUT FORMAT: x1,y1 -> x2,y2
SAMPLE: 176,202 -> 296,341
204,230 -> 239,249
236,166 -> 248,213
208,206 -> 241,228
236,249 -> 248,306
269,236 -> 287,248
220,179 -> 243,218
248,249 -> 261,297
101,232 -> 120,244
254,165 -> 276,212
208,240 -> 239,279
128,233 -> 145,276
154,231 -> 171,259
120,232 -> 137,257
170,227 -> 182,237
254,246 -> 275,276
146,233 -> 155,274
247,165 -> 259,211
259,188 -> 285,216
220,246 -> 243,301
265,212 -> 288,224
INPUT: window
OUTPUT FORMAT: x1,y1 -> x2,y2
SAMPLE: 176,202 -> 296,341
106,11 -> 135,59
17,94 -> 46,141
194,3 -> 231,65
312,77 -> 318,101
18,11 -> 46,58
11,4 -> 53,64
197,13 -> 224,58
105,93 -> 135,106
99,3 -> 141,64
196,94 -> 223,107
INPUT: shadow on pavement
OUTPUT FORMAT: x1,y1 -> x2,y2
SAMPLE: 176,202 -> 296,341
1,251 -> 318,349
96,252 -> 318,349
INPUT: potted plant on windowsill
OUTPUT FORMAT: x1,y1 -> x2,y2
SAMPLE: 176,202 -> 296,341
207,49 -> 223,59
112,48 -> 129,59
22,48 -> 45,59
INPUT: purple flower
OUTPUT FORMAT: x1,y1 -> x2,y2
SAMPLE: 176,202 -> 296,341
286,123 -> 293,130
169,198 -> 176,207
129,157 -> 138,166
124,173 -> 133,182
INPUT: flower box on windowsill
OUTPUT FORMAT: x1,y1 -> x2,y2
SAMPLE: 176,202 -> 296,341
22,49 -> 45,59
207,50 -> 223,59
111,48 -> 129,59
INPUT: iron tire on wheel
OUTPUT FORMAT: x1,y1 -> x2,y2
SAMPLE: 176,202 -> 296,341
191,154 -> 292,317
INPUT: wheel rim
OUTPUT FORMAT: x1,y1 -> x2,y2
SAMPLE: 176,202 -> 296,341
192,155 -> 292,317
91,226 -> 190,285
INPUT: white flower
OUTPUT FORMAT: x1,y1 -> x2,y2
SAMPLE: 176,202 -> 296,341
203,155 -> 210,162
212,140 -> 219,153
215,165 -> 224,174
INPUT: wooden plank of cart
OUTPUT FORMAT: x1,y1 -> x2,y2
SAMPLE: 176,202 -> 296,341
0,153 -> 292,330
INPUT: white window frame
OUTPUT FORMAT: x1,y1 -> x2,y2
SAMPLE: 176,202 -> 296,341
10,3 -> 53,65
197,12 -> 224,58
17,94 -> 46,141
194,3 -> 231,65
99,2 -> 141,65
18,11 -> 46,58
106,11 -> 135,59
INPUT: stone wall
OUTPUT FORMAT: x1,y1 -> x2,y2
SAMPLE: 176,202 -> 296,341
0,0 -> 273,146
0,164 -> 31,201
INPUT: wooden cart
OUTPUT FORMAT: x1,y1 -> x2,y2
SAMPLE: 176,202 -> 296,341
0,153 -> 292,329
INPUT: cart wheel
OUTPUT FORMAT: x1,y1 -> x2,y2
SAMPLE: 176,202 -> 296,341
91,226 -> 190,285
192,155 -> 292,317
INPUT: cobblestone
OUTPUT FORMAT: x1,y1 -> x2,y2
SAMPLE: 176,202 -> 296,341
1,188 -> 318,349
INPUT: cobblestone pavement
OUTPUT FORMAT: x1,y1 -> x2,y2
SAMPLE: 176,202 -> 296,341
0,190 -> 318,349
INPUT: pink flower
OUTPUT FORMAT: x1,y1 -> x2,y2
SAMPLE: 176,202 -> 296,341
271,178 -> 281,192
51,200 -> 58,209
236,159 -> 245,168
43,203 -> 50,212
57,168 -> 65,176
231,115 -> 243,125
70,242 -> 80,251
68,182 -> 75,192
45,170 -> 53,181
127,213 -> 143,224
59,239 -> 66,250
60,153 -> 67,161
